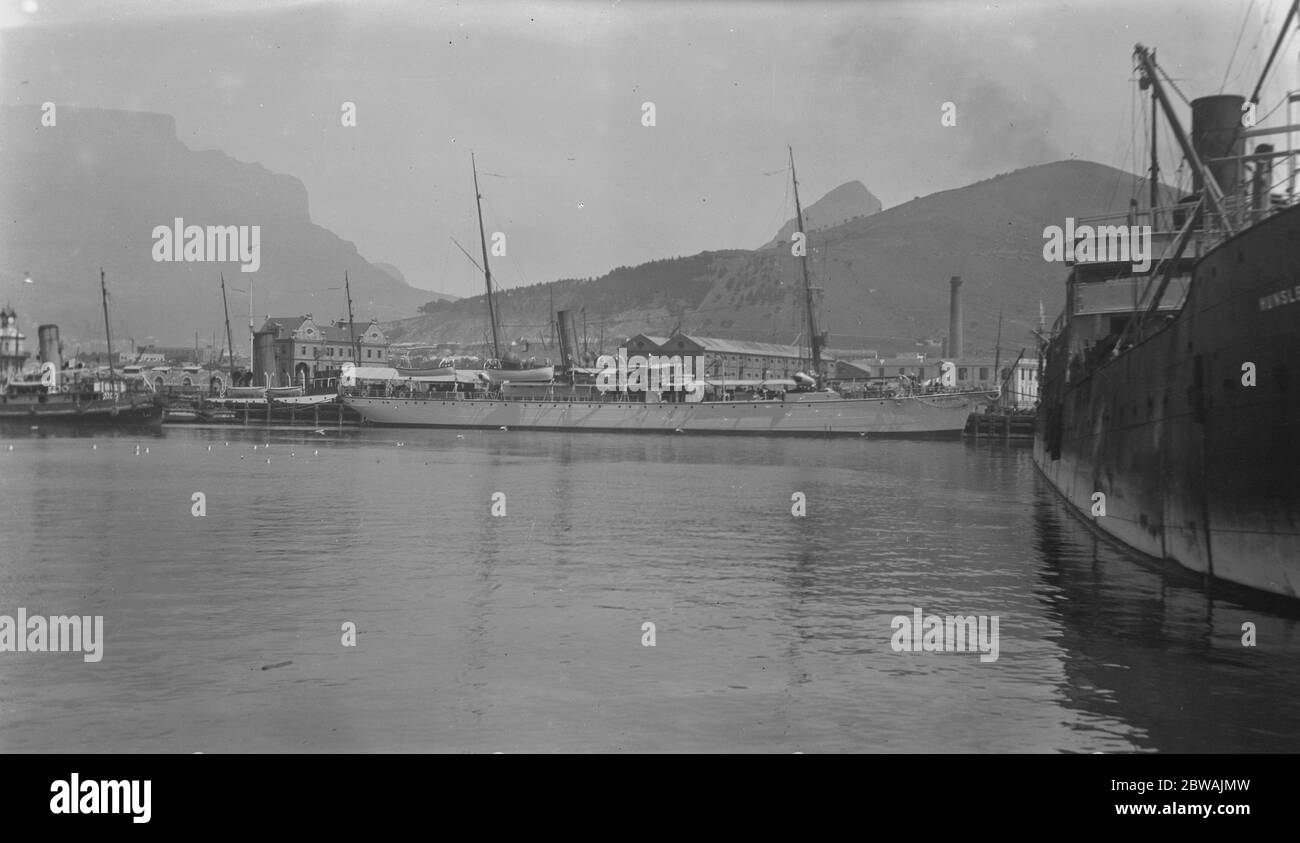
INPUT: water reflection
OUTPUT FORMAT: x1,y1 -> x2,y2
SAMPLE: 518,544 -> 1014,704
2,426 -> 1298,752
1032,490 -> 1300,752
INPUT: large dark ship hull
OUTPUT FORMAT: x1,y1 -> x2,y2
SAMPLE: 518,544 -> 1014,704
1034,204 -> 1300,599
0,396 -> 163,432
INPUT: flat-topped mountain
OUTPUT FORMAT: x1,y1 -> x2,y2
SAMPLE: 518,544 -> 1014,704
0,105 -> 433,350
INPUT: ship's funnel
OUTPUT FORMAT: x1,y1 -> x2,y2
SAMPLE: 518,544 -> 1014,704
948,276 -> 964,359
556,309 -> 581,370
1191,94 -> 1245,198
38,324 -> 62,372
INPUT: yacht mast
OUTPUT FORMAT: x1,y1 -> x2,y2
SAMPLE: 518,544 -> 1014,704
345,271 -> 359,364
100,268 -> 114,379
472,152 -> 502,360
220,273 -> 235,380
789,146 -> 822,382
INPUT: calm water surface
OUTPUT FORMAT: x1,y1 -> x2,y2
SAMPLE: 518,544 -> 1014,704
1,426 -> 1297,752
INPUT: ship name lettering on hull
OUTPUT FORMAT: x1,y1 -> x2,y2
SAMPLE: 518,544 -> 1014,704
1258,283 -> 1300,311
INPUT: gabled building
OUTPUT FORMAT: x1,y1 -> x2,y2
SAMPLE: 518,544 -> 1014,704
834,353 -> 1040,408
623,334 -> 669,357
625,333 -> 829,381
252,314 -> 390,387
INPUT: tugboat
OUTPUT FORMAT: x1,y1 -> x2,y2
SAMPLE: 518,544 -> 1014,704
1034,12 -> 1300,599
0,271 -> 162,432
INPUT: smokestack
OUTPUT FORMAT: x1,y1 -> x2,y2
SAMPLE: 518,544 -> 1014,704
38,324 -> 62,372
948,276 -> 963,359
556,309 -> 581,370
1191,94 -> 1245,196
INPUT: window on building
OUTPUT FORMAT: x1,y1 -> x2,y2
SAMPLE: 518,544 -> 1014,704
301,346 -> 306,355
366,349 -> 371,359
980,367 -> 989,380
1001,368 -> 1010,380
327,347 -> 333,357
958,368 -> 968,379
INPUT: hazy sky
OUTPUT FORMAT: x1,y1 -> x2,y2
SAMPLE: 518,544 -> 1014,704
2,0 -> 1296,298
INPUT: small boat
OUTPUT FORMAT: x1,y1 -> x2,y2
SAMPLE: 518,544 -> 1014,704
221,386 -> 267,406
199,404 -> 237,422
394,362 -> 456,378
269,392 -> 337,406
479,364 -> 555,384
162,406 -> 201,422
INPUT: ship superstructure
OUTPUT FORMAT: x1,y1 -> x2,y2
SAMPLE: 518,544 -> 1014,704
1034,18 -> 1300,598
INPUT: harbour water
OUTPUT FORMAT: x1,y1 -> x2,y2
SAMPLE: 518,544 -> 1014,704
1,427 -> 1297,753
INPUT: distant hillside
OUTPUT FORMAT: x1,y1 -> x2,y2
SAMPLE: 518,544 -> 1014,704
0,106 -> 431,350
387,251 -> 751,347
391,160 -> 1173,357
766,179 -> 883,247
374,262 -> 459,303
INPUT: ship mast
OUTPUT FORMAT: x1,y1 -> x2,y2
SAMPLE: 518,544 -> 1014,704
1248,0 -> 1299,111
100,268 -> 114,380
1149,48 -> 1160,230
1134,44 -> 1234,236
789,146 -> 822,383
472,152 -> 502,361
993,310 -> 1003,407
220,273 -> 236,380
344,271 -> 359,365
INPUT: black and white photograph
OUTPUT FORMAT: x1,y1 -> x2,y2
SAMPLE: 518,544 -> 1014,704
0,0 -> 1297,798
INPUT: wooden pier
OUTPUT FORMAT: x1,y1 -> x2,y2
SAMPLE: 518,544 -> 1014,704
965,411 -> 1035,441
